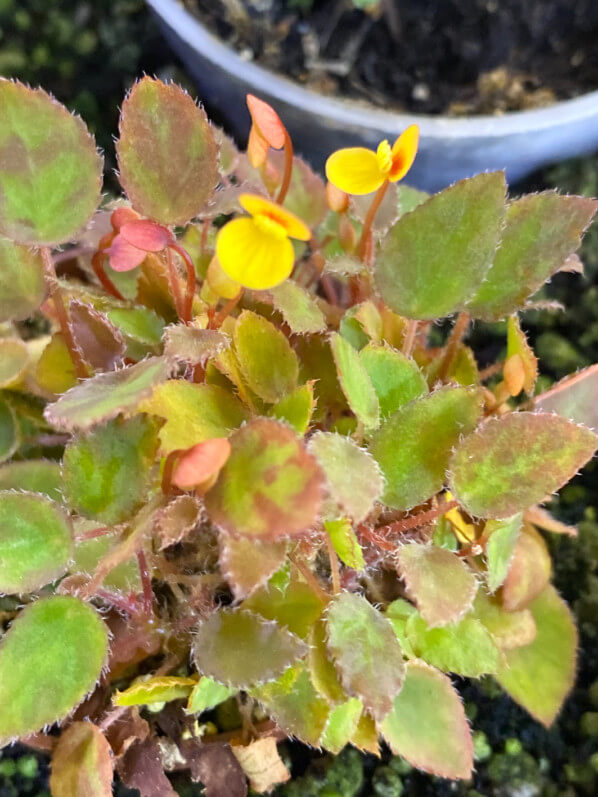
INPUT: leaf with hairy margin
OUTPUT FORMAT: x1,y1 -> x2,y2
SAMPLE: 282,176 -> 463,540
205,418 -> 323,540
360,343 -> 427,418
116,78 -> 218,225
0,596 -> 109,741
50,721 -> 113,797
113,676 -> 197,707
330,333 -> 379,430
467,192 -> 597,320
44,356 -> 171,432
68,301 -> 126,372
326,592 -> 404,722
0,491 -> 72,593
320,698 -> 363,754
0,459 -> 61,499
269,383 -> 315,434
163,325 -> 230,365
193,609 -> 307,688
375,172 -> 506,319
369,386 -> 482,511
473,591 -> 537,651
267,281 -> 326,334
308,432 -> 383,523
324,518 -> 365,571
449,412 -> 598,518
380,660 -> 473,780
62,415 -> 160,525
502,526 -> 552,611
396,543 -> 478,627
186,677 -> 236,715
249,663 -> 330,747
0,339 -> 28,387
534,364 -> 598,431
0,80 -> 102,245
219,535 -> 288,600
0,237 -> 45,322
483,513 -> 523,593
243,579 -> 326,639
496,585 -> 577,726
154,494 -> 202,550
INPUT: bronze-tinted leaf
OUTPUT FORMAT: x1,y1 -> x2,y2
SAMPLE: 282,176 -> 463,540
50,722 -> 113,797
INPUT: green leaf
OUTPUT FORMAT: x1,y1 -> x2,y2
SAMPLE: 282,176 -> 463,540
243,579 -> 326,639
375,172 -> 506,319
114,675 -> 197,707
0,339 -> 29,388
269,383 -> 315,434
449,412 -> 598,518
0,459 -> 61,499
187,677 -> 236,715
495,585 -> 577,726
249,663 -> 330,747
280,155 -> 328,229
396,543 -> 478,627
502,526 -> 552,611
139,379 -> 248,454
369,386 -> 483,511
0,80 -> 102,245
62,415 -> 160,525
340,302 -> 382,350
360,343 -> 427,418
0,396 -> 19,464
268,281 -> 326,334
396,184 -> 429,216
44,356 -> 171,432
467,192 -> 598,320
50,721 -> 113,797
484,514 -> 523,593
308,432 -> 383,522
324,518 -> 365,571
35,333 -> 77,395
308,618 -> 347,703
71,525 -> 141,595
473,591 -> 537,651
0,491 -> 72,593
0,237 -> 45,322
380,660 -> 473,780
116,78 -> 218,225
219,535 -> 288,600
193,609 -> 307,688
205,418 -> 323,540
405,613 -> 500,677
234,311 -> 298,403
385,599 -> 417,658
321,698 -> 363,754
0,596 -> 109,741
326,592 -> 404,721
534,364 -> 598,431
330,333 -> 380,430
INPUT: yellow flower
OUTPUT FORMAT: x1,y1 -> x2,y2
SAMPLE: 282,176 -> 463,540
216,194 -> 311,290
325,125 -> 420,195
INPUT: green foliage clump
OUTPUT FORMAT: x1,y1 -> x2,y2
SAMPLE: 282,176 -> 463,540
0,76 -> 597,796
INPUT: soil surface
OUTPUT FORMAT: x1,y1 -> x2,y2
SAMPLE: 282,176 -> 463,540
185,0 -> 598,115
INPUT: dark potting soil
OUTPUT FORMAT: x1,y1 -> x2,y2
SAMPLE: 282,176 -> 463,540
184,0 -> 598,115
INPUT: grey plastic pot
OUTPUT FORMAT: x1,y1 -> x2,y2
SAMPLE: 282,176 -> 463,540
147,0 -> 598,192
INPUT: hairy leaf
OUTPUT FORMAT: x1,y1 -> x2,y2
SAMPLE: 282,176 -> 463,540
68,301 -> 125,372
396,543 -> 478,627
473,592 -> 537,650
243,579 -> 326,639
484,514 -> 523,593
375,172 -> 506,319
116,78 -> 218,225
308,618 -> 347,703
0,237 -> 45,322
0,339 -> 28,387
50,721 -> 113,797
154,494 -> 202,550
380,660 -> 473,780
534,364 -> 598,431
360,343 -> 427,418
71,525 -> 141,595
0,491 -> 72,593
321,698 -> 363,754
139,380 -> 247,454
62,415 -> 160,525
205,418 -> 323,539
234,311 -> 298,403
270,382 -> 315,434
506,316 -> 537,395
324,518 -> 365,571
193,609 -> 307,688
449,412 -> 598,518
495,585 -> 577,726
468,192 -> 597,320
502,526 -> 552,611
163,325 -> 230,365
369,386 -> 482,511
330,332 -> 380,430
44,356 -> 171,432
0,80 -> 102,244
186,677 -> 236,715
0,459 -> 61,499
268,281 -> 326,334
114,676 -> 197,707
35,333 -> 78,395
219,535 -> 288,600
326,592 -> 404,721
308,432 -> 383,523
0,596 -> 108,741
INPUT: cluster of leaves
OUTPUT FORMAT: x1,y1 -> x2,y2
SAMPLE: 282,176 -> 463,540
0,75 -> 597,796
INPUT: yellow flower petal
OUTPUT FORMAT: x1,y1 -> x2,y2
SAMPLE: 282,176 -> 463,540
325,147 -> 385,195
216,217 -> 295,290
389,124 -> 419,182
239,194 -> 311,241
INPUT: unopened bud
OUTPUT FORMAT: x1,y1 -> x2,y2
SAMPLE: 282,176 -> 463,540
503,353 -> 525,397
326,182 -> 349,213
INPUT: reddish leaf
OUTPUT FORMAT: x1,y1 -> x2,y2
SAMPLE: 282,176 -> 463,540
50,722 -> 113,797
219,534 -> 288,600
502,526 -> 552,612
182,741 -> 248,797
117,738 -> 177,797
69,301 -> 126,371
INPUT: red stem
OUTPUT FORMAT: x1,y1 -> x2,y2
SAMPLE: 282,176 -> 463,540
166,246 -> 184,320
137,549 -> 154,616
91,251 -> 126,301
276,131 -> 294,205
40,247 -> 88,379
74,526 -> 114,542
169,242 -> 196,323
357,180 -> 390,261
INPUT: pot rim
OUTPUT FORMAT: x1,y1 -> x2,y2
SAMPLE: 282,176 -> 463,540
147,0 -> 598,139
